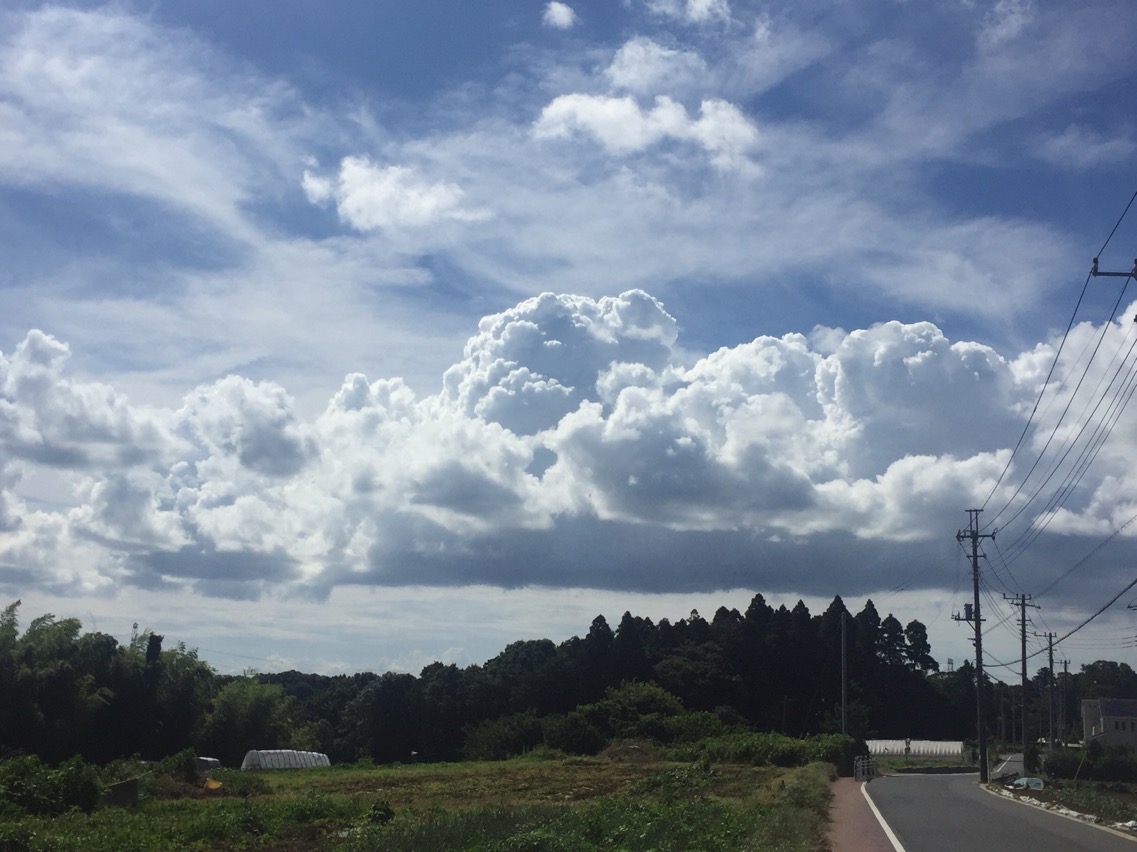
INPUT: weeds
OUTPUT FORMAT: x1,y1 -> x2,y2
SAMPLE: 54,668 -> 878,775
0,755 -> 832,851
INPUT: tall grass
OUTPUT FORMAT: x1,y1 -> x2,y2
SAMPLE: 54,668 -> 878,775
0,755 -> 833,851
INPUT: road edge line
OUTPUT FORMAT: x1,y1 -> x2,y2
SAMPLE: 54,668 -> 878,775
861,782 -> 906,852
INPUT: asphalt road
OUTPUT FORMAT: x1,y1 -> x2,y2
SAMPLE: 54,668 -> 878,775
866,773 -> 1137,852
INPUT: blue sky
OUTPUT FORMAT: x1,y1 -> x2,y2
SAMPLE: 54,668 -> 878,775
3,0 -> 1137,679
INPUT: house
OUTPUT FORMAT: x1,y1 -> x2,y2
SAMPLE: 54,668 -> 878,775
1082,698 -> 1137,747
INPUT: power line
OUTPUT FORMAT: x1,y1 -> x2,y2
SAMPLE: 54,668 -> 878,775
989,279 -> 1134,545
1024,574 -> 1137,663
984,184 -> 1137,529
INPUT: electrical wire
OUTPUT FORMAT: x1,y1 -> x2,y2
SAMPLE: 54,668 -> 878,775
983,185 -> 1137,528
1024,574 -> 1137,663
988,280 -> 1132,544
994,299 -> 1137,563
1034,508 -> 1137,599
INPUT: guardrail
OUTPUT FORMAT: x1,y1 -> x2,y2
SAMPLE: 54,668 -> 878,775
854,755 -> 877,781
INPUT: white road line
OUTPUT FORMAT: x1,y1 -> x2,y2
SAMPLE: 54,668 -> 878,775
862,782 -> 907,852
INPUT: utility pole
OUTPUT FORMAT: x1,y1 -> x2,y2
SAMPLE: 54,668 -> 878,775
1048,635 -> 1056,747
1060,659 -> 1070,745
955,509 -> 996,783
1004,593 -> 1037,749
1033,632 -> 1057,747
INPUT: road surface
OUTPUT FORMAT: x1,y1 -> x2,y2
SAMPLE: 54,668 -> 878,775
866,773 -> 1136,851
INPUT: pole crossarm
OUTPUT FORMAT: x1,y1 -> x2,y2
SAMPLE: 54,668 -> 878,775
1090,257 -> 1137,278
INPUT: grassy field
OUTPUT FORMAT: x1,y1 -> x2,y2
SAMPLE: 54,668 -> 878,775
0,749 -> 837,851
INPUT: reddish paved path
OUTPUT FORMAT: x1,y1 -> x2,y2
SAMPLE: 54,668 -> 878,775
826,777 -> 897,851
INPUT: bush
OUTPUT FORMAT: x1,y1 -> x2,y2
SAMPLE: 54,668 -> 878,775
209,768 -> 271,797
0,754 -> 104,816
463,712 -> 545,761
1024,743 -> 1040,773
667,732 -> 862,775
1045,744 -> 1137,782
543,713 -> 605,756
158,748 -> 199,783
663,711 -> 732,744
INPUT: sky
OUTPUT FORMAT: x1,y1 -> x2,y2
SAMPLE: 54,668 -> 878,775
3,0 -> 1137,683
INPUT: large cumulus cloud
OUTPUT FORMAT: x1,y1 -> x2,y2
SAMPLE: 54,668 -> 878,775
3,291 -> 1136,603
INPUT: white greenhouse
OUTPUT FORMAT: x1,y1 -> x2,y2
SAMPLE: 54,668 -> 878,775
240,749 -> 331,770
867,740 -> 965,761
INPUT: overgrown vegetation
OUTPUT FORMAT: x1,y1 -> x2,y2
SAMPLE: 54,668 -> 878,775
10,592 -> 1137,846
1045,740 -> 1137,782
0,752 -> 835,851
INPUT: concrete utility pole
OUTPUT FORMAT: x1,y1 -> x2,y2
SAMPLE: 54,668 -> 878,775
1061,659 -> 1070,745
1033,631 -> 1057,747
1048,635 -> 1056,747
955,509 -> 996,783
1004,593 -> 1037,749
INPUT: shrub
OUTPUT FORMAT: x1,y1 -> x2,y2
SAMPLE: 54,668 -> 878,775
158,748 -> 199,783
1045,744 -> 1137,782
463,712 -> 545,761
667,731 -> 862,774
0,754 -> 104,816
543,713 -> 605,756
663,711 -> 731,744
209,768 -> 271,797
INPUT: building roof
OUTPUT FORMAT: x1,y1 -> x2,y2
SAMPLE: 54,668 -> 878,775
1097,698 -> 1137,718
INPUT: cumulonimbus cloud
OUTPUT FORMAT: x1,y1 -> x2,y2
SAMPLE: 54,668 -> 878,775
4,291 -> 1135,603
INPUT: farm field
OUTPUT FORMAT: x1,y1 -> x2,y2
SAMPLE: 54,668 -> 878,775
0,751 -> 835,851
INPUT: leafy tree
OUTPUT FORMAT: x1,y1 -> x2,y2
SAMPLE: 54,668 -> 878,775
483,639 -> 564,715
8,612 -> 108,761
904,620 -> 938,672
339,672 -> 425,763
612,611 -> 653,683
877,615 -> 907,669
196,679 -> 294,766
1080,661 -> 1137,699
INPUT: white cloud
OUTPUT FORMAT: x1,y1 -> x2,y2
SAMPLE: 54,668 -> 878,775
533,94 -> 758,169
9,293 -> 1135,604
0,330 -> 174,470
441,290 -> 678,435
646,0 -> 731,25
305,157 -> 491,232
543,2 -> 577,30
978,0 -> 1035,50
605,37 -> 707,95
1033,125 -> 1137,169
4,0 -> 1137,672
0,6 -> 309,242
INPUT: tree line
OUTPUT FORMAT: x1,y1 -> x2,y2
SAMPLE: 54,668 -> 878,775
2,596 -> 1133,767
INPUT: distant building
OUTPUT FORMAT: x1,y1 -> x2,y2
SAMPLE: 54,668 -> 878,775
1082,698 -> 1137,747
